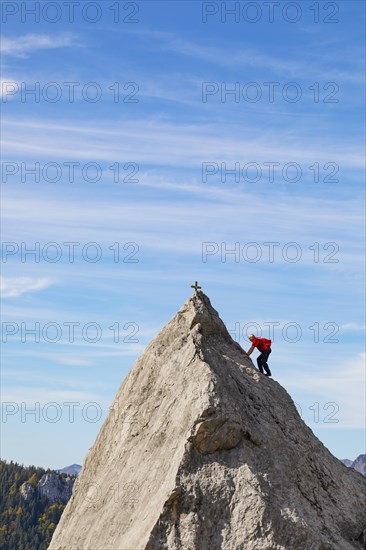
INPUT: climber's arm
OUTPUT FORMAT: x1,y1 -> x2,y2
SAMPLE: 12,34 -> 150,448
247,345 -> 255,356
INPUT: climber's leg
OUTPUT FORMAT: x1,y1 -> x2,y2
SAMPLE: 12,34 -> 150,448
257,355 -> 264,374
261,349 -> 272,376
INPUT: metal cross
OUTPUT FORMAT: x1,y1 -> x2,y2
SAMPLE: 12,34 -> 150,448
191,281 -> 202,293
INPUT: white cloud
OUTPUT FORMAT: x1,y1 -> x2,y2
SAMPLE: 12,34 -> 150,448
1,386 -> 104,406
1,33 -> 79,58
125,28 -> 365,84
0,78 -> 21,99
0,276 -> 55,298
1,186 -> 364,253
340,323 -> 366,331
2,116 -> 364,169
52,356 -> 94,367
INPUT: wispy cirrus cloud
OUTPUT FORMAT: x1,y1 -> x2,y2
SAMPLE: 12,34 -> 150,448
52,356 -> 94,367
2,116 -> 364,169
1,386 -> 103,405
124,27 -> 365,84
340,323 -> 366,331
0,77 -> 21,98
1,33 -> 80,58
0,276 -> 56,298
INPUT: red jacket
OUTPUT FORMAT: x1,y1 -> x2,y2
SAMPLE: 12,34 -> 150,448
251,337 -> 271,352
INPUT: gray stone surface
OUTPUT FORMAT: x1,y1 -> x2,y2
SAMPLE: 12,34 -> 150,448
352,455 -> 366,477
342,455 -> 366,477
38,473 -> 75,504
49,292 -> 366,550
20,482 -> 34,501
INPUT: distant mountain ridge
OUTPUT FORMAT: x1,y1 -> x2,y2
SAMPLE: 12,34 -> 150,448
55,464 -> 81,476
56,457 -> 365,477
57,458 -> 365,478
341,454 -> 366,476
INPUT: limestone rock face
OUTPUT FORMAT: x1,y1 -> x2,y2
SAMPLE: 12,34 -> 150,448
38,473 -> 74,504
48,292 -> 366,550
352,455 -> 366,476
20,482 -> 35,501
342,455 -> 366,477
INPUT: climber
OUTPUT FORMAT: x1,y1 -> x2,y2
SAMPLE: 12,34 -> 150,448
246,334 -> 272,377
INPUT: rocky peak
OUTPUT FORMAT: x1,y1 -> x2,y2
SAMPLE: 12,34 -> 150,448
49,291 -> 366,550
20,472 -> 76,504
37,473 -> 74,504
342,455 -> 366,477
55,464 -> 82,476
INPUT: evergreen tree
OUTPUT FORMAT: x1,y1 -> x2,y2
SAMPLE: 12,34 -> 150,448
0,459 -> 76,550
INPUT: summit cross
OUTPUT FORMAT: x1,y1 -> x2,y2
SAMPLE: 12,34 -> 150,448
191,281 -> 202,293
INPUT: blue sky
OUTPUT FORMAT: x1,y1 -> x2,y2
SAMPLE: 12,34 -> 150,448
1,0 -> 365,469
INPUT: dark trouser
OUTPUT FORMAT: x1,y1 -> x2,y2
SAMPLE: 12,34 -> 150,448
257,349 -> 272,376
